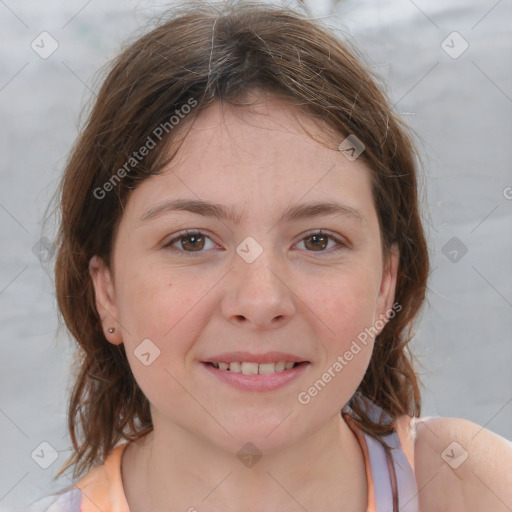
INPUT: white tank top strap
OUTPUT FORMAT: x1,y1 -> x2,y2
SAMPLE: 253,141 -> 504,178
343,395 -> 421,512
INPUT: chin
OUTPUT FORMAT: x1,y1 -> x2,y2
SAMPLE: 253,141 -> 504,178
216,415 -> 301,453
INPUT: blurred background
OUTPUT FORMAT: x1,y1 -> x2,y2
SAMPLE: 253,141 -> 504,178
1,0 -> 511,510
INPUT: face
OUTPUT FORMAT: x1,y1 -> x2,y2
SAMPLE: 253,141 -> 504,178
89,95 -> 399,454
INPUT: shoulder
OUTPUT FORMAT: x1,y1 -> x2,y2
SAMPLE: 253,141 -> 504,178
412,415 -> 512,512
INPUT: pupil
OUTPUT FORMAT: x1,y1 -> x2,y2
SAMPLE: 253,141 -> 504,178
183,234 -> 204,251
307,234 -> 327,250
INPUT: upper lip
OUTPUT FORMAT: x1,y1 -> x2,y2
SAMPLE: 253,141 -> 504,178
203,351 -> 308,364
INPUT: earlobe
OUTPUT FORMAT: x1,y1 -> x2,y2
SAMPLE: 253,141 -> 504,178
89,255 -> 123,345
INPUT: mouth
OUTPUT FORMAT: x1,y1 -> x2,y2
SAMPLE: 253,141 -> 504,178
200,353 -> 310,391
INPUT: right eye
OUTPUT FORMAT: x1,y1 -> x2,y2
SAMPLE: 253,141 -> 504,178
162,230 -> 219,255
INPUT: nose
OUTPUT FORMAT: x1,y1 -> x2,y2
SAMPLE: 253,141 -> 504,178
220,247 -> 296,329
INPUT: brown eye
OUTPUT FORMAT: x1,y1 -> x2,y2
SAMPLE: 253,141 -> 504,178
163,230 -> 215,254
179,233 -> 205,251
296,231 -> 346,253
304,233 -> 329,251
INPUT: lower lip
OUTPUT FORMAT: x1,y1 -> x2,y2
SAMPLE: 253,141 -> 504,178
201,362 -> 310,391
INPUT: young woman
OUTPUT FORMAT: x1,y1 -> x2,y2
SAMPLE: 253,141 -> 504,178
29,2 -> 512,511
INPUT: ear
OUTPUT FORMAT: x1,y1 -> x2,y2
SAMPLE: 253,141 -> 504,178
374,243 -> 400,332
89,255 -> 123,345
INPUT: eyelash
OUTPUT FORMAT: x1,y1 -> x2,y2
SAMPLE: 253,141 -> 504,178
161,229 -> 347,256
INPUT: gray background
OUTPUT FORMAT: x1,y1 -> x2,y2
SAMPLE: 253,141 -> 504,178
1,0 -> 511,510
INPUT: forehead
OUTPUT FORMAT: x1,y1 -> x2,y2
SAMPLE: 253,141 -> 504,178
124,96 -> 377,228
171,96 -> 344,174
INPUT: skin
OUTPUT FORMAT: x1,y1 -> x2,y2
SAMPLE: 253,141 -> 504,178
414,416 -> 512,511
89,92 -> 402,512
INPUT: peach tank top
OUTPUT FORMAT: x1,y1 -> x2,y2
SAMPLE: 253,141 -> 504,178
28,399 -> 435,512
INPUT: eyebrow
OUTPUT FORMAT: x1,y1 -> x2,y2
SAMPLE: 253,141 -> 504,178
139,198 -> 365,226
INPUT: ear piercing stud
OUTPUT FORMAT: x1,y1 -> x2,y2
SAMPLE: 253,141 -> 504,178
108,328 -> 116,334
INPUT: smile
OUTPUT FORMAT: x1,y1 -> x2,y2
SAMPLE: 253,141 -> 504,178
201,360 -> 310,391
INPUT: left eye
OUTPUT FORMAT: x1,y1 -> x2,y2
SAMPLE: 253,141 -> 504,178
296,230 -> 345,252
162,230 -> 345,254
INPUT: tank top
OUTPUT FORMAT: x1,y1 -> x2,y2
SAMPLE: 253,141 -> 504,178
342,395 -> 436,512
27,399 -> 436,512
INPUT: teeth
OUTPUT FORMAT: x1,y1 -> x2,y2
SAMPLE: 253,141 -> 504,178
241,362 -> 259,375
258,363 -> 275,375
275,361 -> 286,372
210,360 -> 300,374
229,361 -> 241,373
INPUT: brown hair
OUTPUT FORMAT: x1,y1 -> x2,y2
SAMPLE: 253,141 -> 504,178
51,0 -> 428,483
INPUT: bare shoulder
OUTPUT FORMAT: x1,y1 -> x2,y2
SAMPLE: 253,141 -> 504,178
412,415 -> 512,512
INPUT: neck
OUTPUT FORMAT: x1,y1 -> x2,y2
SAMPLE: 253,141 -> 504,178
122,411 -> 368,512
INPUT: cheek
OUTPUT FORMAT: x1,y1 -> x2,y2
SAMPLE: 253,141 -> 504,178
304,265 -> 380,381
299,274 -> 378,409
116,265 -> 170,336
309,266 -> 381,339
115,263 -> 213,368
115,267 -> 203,405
